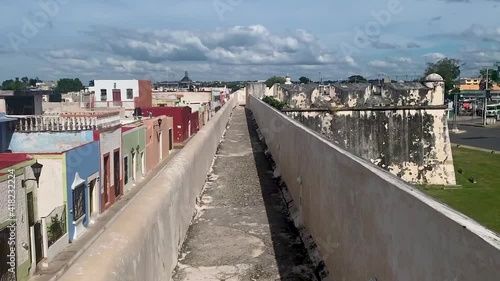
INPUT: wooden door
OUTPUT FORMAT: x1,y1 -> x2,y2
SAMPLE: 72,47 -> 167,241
112,89 -> 121,106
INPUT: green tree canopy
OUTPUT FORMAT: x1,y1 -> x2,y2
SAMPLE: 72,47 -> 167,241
29,77 -> 40,87
479,68 -> 500,84
226,81 -> 244,91
348,75 -> 367,83
1,77 -> 27,90
262,96 -> 287,110
299,76 -> 311,84
265,76 -> 286,88
423,58 -> 462,94
55,78 -> 84,93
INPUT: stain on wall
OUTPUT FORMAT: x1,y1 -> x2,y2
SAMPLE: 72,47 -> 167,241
269,77 -> 456,185
9,131 -> 94,153
289,109 -> 456,185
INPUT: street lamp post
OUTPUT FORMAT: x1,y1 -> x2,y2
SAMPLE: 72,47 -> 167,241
22,160 -> 43,188
484,68 -> 489,126
453,93 -> 458,131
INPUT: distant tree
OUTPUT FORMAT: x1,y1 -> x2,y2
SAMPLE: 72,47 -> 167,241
29,77 -> 40,87
299,76 -> 311,84
21,76 -> 29,84
55,78 -> 84,93
265,76 -> 286,88
348,75 -> 367,83
89,80 -> 95,87
262,96 -> 287,110
479,68 -> 500,84
226,81 -> 243,91
1,77 -> 26,90
423,58 -> 462,95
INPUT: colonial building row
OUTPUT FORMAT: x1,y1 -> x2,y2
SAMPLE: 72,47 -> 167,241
0,81 -> 221,281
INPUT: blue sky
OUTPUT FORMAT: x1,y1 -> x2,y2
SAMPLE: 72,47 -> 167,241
0,0 -> 499,83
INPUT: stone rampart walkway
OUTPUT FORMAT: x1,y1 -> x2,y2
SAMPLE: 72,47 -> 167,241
172,106 -> 316,280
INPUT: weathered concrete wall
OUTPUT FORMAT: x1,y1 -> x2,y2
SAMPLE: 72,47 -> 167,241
42,102 -> 82,113
247,94 -> 500,281
57,94 -> 240,281
9,131 -> 94,153
234,88 -> 246,105
246,83 -> 267,99
276,79 -> 456,185
276,81 -> 444,109
276,84 -> 322,108
289,109 -> 456,185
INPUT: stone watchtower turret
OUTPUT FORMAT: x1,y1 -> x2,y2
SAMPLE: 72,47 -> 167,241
423,73 -> 445,105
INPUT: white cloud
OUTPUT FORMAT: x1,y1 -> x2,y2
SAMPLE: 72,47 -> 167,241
422,52 -> 446,62
369,60 -> 398,69
83,25 -> 336,66
393,57 -> 412,63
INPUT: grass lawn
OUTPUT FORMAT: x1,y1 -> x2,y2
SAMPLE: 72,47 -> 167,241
421,147 -> 500,234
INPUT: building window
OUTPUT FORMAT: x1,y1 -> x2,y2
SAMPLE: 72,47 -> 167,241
126,89 -> 133,99
73,183 -> 85,221
100,89 -> 107,101
124,156 -> 129,185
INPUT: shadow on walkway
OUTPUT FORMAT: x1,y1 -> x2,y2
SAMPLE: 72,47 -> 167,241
172,106 -> 316,281
244,108 -> 316,280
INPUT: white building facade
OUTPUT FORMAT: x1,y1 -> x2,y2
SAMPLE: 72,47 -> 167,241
90,80 -> 139,107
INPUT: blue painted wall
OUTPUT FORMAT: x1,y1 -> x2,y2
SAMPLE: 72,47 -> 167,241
0,113 -> 14,153
65,141 -> 100,241
9,131 -> 94,153
0,123 -> 7,152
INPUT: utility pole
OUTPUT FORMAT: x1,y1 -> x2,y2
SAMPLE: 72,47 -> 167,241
483,68 -> 489,126
453,92 -> 458,131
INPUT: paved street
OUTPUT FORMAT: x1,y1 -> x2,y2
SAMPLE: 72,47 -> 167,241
450,124 -> 500,151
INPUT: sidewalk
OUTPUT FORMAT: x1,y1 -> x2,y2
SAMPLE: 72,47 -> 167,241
172,107 -> 317,280
451,143 -> 500,154
449,116 -> 500,128
29,149 -> 179,281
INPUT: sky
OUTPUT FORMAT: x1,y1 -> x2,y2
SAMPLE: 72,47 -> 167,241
0,0 -> 499,83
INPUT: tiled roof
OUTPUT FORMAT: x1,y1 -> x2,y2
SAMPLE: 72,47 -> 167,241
0,153 -> 33,171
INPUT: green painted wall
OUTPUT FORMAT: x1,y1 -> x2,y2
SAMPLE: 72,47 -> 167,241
17,259 -> 31,281
122,126 -> 146,192
0,161 -> 34,281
